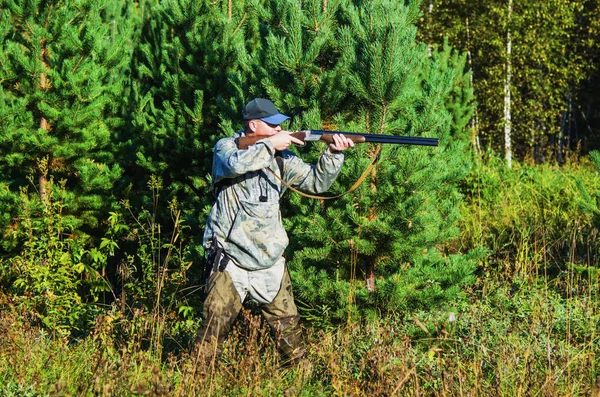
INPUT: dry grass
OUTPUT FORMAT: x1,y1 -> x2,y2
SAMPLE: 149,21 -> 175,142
2,272 -> 599,396
2,159 -> 600,396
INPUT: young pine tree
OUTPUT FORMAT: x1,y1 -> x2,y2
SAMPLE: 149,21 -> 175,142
0,0 -> 135,334
253,0 -> 349,120
126,0 -> 260,226
285,0 -> 483,323
0,0 -> 134,249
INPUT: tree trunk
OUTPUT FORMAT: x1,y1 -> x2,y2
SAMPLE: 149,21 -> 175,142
466,16 -> 481,155
39,39 -> 50,203
428,2 -> 434,56
558,91 -> 575,165
504,0 -> 513,169
365,262 -> 375,292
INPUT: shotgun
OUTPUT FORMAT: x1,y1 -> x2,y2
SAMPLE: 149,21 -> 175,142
236,129 -> 439,149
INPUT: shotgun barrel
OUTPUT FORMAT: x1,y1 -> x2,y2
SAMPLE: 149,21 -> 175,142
236,129 -> 439,149
295,130 -> 439,146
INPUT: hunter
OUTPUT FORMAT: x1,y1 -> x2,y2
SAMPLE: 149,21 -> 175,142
196,98 -> 354,364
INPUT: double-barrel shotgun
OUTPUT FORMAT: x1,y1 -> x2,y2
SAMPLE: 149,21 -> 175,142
236,129 -> 439,149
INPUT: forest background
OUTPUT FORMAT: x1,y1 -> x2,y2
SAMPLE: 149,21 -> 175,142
1,0 -> 600,395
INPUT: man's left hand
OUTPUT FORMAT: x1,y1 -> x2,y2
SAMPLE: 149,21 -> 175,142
326,134 -> 355,154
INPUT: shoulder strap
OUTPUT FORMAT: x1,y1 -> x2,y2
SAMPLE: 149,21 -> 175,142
211,178 -> 229,198
275,153 -> 284,178
211,145 -> 285,197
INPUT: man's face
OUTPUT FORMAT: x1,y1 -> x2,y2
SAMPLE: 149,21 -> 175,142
247,119 -> 282,137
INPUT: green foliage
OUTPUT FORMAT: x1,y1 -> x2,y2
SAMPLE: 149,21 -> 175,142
256,0 -> 350,117
576,151 -> 600,217
284,0 -> 482,324
85,175 -> 203,352
0,0 -> 134,244
126,0 -> 251,232
1,267 -> 599,395
0,172 -> 201,342
0,0 -> 597,360
0,1 -> 598,391
433,37 -> 475,141
573,151 -> 600,267
1,181 -> 102,336
459,156 -> 600,278
118,0 -> 483,329
417,0 -> 600,160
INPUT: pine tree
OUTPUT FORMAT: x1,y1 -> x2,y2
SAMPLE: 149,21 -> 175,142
283,0 -> 482,323
0,0 -> 135,334
253,0 -> 350,121
0,0 -> 134,249
126,0 -> 260,234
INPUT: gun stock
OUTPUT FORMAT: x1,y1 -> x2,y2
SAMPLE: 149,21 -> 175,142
236,129 -> 439,149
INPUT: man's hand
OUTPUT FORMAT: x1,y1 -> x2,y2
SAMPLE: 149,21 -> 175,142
326,134 -> 355,154
267,131 -> 304,151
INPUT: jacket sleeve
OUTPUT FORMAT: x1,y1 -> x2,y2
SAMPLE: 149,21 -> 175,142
212,137 -> 275,184
282,151 -> 345,194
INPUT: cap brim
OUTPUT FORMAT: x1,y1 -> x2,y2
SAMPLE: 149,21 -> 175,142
260,113 -> 290,125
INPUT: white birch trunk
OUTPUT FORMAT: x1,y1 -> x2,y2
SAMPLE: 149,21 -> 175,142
504,0 -> 513,169
465,16 -> 481,156
428,1 -> 434,57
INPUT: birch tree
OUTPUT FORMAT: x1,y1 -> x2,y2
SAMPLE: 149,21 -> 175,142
418,0 -> 595,162
503,0 -> 513,168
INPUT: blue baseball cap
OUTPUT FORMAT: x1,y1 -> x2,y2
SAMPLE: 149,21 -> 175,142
242,98 -> 290,125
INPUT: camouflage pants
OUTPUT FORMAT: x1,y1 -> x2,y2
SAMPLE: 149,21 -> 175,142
195,267 -> 303,361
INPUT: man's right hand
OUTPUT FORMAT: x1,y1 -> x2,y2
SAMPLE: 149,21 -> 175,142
267,131 -> 305,151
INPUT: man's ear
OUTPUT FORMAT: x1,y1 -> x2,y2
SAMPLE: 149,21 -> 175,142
248,119 -> 257,133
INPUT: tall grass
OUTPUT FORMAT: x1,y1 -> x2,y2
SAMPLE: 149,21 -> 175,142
1,159 -> 600,395
459,156 -> 600,280
1,273 -> 598,396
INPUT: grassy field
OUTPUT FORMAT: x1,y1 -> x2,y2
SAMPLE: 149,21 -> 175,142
1,272 -> 598,396
1,159 -> 600,396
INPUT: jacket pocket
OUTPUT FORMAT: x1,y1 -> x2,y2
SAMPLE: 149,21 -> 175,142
226,200 -> 288,270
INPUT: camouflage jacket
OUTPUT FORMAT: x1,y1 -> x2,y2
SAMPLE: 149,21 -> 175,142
203,131 -> 344,270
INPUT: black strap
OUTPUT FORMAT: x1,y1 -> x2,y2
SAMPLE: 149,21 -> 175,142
275,152 -> 284,178
212,147 -> 285,197
218,252 -> 230,272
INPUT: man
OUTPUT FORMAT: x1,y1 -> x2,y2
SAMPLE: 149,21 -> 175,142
196,98 -> 354,363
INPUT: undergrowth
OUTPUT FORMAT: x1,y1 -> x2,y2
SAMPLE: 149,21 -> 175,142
1,271 -> 598,396
1,157 -> 600,395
